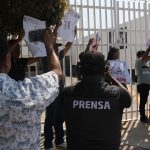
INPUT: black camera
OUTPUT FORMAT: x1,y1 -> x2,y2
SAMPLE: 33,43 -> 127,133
29,29 -> 45,42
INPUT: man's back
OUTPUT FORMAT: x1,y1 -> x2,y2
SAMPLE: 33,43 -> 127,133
0,72 -> 59,150
61,76 -> 131,150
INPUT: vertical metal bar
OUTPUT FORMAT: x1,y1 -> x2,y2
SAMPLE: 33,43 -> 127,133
121,1 -> 129,120
138,2 -> 142,48
99,0 -> 103,52
74,1 -> 79,66
87,0 -> 90,41
105,0 -> 109,52
80,0 -> 84,51
131,1 -> 138,120
93,0 -> 96,36
133,1 -> 138,119
127,1 -> 133,120
114,0 -> 118,48
69,47 -> 73,84
144,0 -> 148,41
111,0 -> 114,47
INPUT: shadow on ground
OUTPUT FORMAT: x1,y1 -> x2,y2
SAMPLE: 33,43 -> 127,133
40,120 -> 150,150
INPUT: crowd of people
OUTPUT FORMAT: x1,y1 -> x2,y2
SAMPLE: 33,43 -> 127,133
0,23 -> 149,150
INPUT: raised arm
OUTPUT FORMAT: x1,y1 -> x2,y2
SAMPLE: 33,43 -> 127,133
85,38 -> 94,52
53,21 -> 62,38
27,57 -> 41,65
43,29 -> 62,77
142,46 -> 150,62
9,29 -> 24,52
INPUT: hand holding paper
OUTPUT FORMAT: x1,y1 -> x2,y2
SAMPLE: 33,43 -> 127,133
57,9 -> 80,42
23,15 -> 47,57
43,29 -> 55,48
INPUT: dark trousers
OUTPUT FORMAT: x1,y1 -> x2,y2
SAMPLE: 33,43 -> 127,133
137,83 -> 150,118
44,95 -> 64,149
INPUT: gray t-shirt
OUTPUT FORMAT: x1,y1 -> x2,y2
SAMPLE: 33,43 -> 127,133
135,58 -> 150,85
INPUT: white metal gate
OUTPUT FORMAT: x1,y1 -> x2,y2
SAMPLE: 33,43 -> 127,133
67,0 -> 150,121
22,0 -> 150,121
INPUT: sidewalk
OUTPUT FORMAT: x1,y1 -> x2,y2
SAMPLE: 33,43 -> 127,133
40,120 -> 150,150
120,120 -> 150,150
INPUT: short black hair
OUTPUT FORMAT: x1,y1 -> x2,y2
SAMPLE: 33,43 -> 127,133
136,50 -> 145,59
80,51 -> 105,76
79,52 -> 84,61
0,36 -> 9,67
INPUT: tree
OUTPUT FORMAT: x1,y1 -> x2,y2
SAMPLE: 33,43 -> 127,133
0,0 -> 69,37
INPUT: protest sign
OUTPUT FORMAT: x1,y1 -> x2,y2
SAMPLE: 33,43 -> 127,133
57,8 -> 80,42
23,15 -> 46,57
108,60 -> 131,84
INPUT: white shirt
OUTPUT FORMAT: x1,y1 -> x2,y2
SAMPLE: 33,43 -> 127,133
0,71 -> 59,150
135,58 -> 150,85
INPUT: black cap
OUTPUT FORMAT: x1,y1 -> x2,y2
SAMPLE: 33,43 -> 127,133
80,51 -> 105,75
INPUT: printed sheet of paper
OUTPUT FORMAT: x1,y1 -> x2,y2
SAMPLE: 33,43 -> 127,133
23,15 -> 46,57
57,9 -> 80,42
108,60 -> 131,84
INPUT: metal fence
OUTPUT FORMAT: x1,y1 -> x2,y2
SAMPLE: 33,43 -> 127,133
23,0 -> 150,121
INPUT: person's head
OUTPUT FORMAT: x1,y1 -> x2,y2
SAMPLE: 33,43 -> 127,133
107,47 -> 119,60
136,50 -> 145,59
80,51 -> 105,76
8,39 -> 21,59
79,52 -> 84,61
0,36 -> 11,73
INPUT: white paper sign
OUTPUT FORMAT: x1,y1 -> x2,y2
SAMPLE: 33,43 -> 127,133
23,15 -> 46,57
108,60 -> 131,84
57,9 -> 80,42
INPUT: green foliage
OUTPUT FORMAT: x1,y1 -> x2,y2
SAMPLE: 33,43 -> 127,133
0,0 -> 69,36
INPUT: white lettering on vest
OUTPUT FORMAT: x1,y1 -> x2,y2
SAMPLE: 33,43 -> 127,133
104,101 -> 110,109
73,100 -> 111,110
73,100 -> 78,108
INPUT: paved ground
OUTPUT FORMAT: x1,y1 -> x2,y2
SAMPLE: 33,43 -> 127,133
120,120 -> 150,150
40,120 -> 150,150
